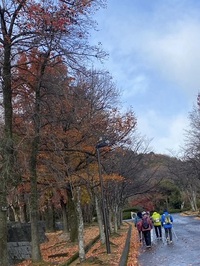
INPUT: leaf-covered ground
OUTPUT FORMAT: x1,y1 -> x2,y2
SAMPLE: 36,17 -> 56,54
16,222 -> 140,266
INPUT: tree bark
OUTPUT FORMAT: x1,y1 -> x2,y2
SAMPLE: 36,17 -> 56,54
95,194 -> 105,244
30,133 -> 42,262
0,23 -> 14,266
60,199 -> 68,233
113,210 -> 118,233
76,187 -> 85,262
0,190 -> 8,265
45,200 -> 55,232
29,52 -> 50,262
67,188 -> 78,242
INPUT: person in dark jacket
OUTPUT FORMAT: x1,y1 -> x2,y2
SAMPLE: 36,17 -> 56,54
137,211 -> 153,248
134,211 -> 143,242
161,209 -> 173,244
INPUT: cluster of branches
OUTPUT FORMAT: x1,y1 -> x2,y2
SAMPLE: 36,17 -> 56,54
175,96 -> 200,212
158,94 -> 200,214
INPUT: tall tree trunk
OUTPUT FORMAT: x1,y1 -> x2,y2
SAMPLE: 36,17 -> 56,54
29,53 -> 49,262
30,51 -> 50,262
76,187 -> 85,262
60,199 -> 68,233
108,209 -> 114,233
19,204 -> 27,223
19,187 -> 27,223
30,134 -> 42,262
118,207 -> 122,229
67,188 -> 78,242
187,189 -> 197,211
10,204 -> 19,222
0,38 -> 14,265
95,194 -> 105,244
0,184 -> 8,265
113,210 -> 118,233
45,200 -> 55,232
192,190 -> 198,211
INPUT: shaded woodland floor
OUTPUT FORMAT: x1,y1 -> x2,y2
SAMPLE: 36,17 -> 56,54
16,222 -> 140,266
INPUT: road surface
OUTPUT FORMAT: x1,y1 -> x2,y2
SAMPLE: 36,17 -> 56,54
138,213 -> 200,266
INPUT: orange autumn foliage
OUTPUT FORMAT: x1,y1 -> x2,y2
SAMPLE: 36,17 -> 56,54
16,223 -> 140,266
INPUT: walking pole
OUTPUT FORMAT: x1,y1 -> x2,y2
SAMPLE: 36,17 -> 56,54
172,227 -> 178,240
161,227 -> 165,244
151,228 -> 154,243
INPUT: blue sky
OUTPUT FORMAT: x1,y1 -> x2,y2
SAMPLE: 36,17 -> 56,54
89,0 -> 200,156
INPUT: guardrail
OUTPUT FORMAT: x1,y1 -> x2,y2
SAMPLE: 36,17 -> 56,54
119,223 -> 132,266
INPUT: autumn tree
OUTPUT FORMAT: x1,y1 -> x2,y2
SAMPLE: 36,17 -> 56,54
167,157 -> 200,211
181,94 -> 200,210
50,69 -> 137,260
0,0 -> 106,264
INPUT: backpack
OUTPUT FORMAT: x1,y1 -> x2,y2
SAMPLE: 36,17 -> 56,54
164,214 -> 172,224
142,216 -> 150,229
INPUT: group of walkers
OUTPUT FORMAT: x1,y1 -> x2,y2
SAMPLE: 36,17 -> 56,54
134,209 -> 174,248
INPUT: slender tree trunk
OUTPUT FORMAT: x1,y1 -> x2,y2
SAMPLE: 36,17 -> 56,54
76,187 -> 85,262
30,52 -> 51,262
0,38 -> 14,265
19,189 -> 27,223
95,194 -> 105,244
10,205 -> 19,222
0,184 -> 8,265
108,210 -> 114,233
113,210 -> 118,233
19,203 -> 27,223
192,190 -> 198,211
30,134 -> 42,262
117,206 -> 122,229
45,200 -> 55,232
60,199 -> 68,232
187,189 -> 197,211
67,188 -> 78,242
181,201 -> 185,210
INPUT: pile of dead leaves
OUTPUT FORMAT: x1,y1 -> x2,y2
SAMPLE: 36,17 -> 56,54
16,222 -> 140,266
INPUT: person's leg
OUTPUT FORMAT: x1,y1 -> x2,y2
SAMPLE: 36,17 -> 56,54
142,231 -> 146,244
143,231 -> 147,245
169,228 -> 173,241
158,225 -> 162,238
155,226 -> 159,238
138,230 -> 142,242
165,228 -> 169,240
145,230 -> 151,247
143,231 -> 148,246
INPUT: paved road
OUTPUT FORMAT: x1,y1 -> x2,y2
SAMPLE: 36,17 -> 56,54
138,213 -> 200,266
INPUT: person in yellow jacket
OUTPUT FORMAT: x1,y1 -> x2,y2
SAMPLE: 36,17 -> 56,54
151,211 -> 162,239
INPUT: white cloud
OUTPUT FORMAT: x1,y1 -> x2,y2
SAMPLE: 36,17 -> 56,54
100,4 -> 200,97
137,110 -> 190,155
91,1 -> 200,155
142,22 -> 200,95
121,74 -> 149,99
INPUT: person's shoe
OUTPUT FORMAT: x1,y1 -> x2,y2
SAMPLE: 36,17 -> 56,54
146,245 -> 151,248
170,240 -> 173,244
